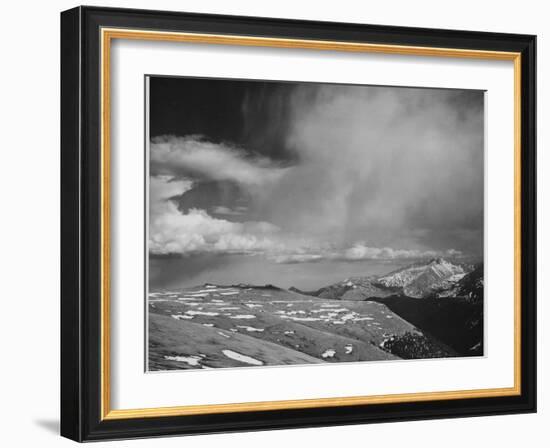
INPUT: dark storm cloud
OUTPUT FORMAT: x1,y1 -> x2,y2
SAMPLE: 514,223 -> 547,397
264,84 -> 484,256
149,76 -> 297,163
240,83 -> 301,163
148,76 -> 484,271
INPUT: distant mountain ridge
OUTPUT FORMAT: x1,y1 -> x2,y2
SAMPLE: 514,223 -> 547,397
374,257 -> 472,298
290,277 -> 393,301
286,258 -> 484,356
291,258 -> 480,300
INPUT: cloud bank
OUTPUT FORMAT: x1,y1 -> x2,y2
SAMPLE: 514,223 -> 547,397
149,84 -> 482,267
263,85 -> 484,254
150,135 -> 288,187
149,175 -> 281,256
149,173 -> 462,263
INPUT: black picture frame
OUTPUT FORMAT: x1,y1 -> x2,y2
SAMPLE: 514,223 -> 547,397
61,5 -> 536,442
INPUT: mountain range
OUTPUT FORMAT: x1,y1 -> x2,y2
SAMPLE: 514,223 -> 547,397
149,258 -> 484,371
291,258 -> 481,300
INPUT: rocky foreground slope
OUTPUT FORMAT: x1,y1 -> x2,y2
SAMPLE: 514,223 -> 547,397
148,259 -> 483,371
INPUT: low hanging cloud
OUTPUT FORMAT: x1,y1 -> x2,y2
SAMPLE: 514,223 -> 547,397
149,174 -> 282,256
149,174 -> 462,262
269,244 -> 462,264
340,244 -> 462,262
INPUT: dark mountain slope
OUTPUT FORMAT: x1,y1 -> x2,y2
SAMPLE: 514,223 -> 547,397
369,295 -> 483,355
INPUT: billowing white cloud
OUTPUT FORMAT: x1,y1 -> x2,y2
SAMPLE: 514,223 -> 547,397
340,243 -> 461,262
150,135 -> 289,187
149,175 -> 282,256
149,174 -> 463,262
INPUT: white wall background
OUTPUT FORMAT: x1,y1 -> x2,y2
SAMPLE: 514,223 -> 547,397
0,0 -> 546,446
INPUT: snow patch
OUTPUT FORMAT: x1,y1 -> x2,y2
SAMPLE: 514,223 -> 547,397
290,317 -> 322,322
469,341 -> 482,351
185,310 -> 219,316
222,350 -> 263,366
164,355 -> 202,366
236,325 -> 264,332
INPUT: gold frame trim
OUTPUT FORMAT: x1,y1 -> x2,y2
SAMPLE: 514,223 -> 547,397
100,28 -> 522,421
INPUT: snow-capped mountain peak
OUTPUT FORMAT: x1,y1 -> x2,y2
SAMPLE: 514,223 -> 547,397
375,258 -> 469,298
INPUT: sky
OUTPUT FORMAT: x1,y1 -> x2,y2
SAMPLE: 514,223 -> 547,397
148,76 -> 484,290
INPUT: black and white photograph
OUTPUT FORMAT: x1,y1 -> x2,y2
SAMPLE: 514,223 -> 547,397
146,76 -> 485,371
53,4 -> 538,443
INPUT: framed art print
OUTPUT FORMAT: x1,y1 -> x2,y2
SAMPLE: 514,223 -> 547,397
60,6 -> 536,441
